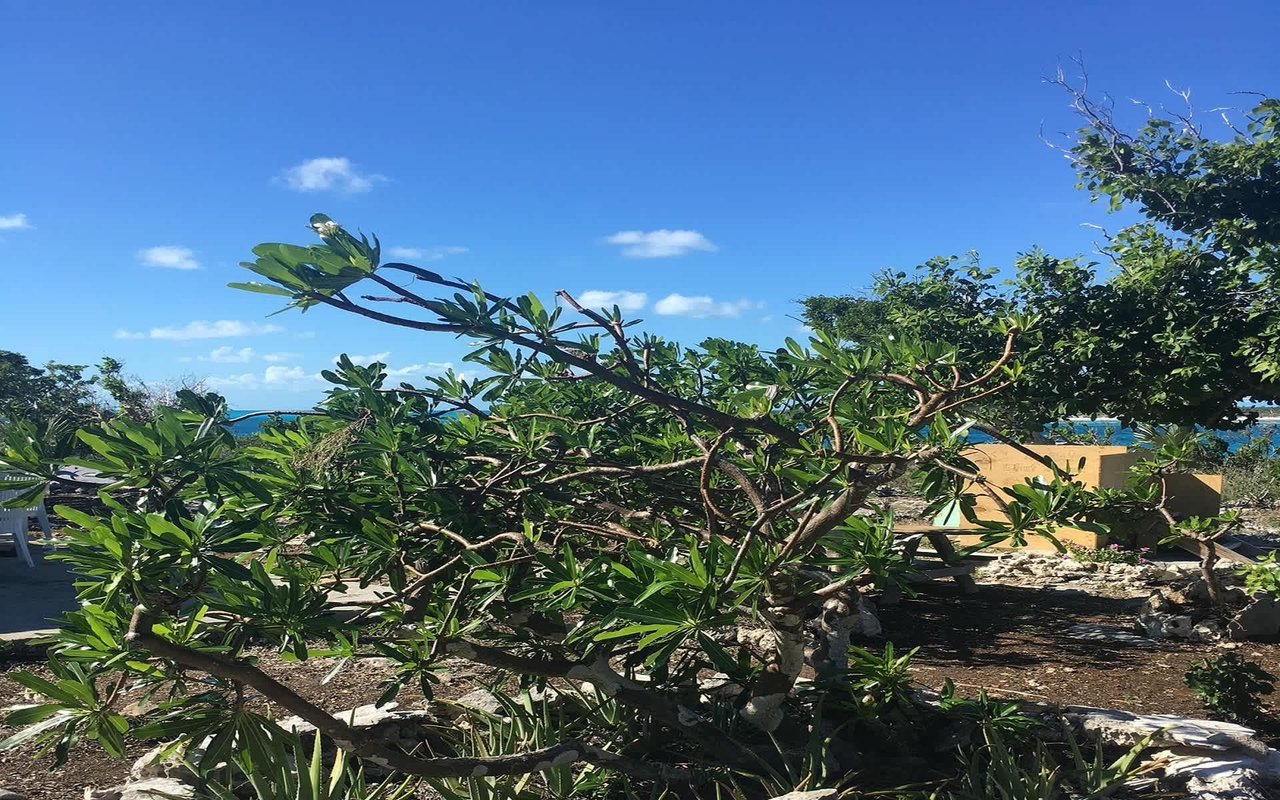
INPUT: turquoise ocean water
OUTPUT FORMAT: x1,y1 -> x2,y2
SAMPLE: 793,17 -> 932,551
227,410 -> 1279,452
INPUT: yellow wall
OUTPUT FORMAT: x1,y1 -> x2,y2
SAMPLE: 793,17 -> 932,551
933,444 -> 1219,553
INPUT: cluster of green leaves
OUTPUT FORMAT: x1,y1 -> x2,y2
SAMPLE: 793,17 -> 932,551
1240,551 -> 1280,599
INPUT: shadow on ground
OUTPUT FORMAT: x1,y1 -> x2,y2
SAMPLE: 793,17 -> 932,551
880,582 -> 1153,670
0,543 -> 77,641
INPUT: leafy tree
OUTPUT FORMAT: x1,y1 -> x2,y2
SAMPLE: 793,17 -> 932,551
0,216 -> 1154,793
0,350 -> 99,434
801,87 -> 1280,431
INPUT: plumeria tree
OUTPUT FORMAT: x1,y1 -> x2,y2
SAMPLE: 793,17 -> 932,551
3,216 -> 1121,794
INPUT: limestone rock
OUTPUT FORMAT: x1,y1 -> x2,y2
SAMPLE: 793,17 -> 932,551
453,689 -> 511,717
1229,596 -> 1280,641
1159,751 -> 1280,800
118,779 -> 196,800
1066,707 -> 1266,753
277,701 -> 406,734
1195,620 -> 1225,640
0,789 -> 28,800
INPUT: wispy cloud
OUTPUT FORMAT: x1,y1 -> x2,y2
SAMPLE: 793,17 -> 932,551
386,245 -> 468,261
576,290 -> 648,312
264,366 -> 318,387
181,347 -> 298,364
138,245 -> 200,270
205,346 -> 255,363
604,229 -> 717,259
0,213 -> 31,231
653,294 -> 763,319
207,360 -> 464,393
206,366 -> 323,392
116,320 -> 284,341
385,362 -> 456,378
278,157 -> 384,194
334,352 -> 458,379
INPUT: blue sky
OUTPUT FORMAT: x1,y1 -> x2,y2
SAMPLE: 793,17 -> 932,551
3,2 -> 1276,408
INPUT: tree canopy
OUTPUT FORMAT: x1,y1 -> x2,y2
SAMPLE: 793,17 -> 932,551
800,90 -> 1280,432
0,350 -> 99,435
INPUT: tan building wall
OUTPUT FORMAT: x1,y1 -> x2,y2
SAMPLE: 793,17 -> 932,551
935,444 -> 1219,553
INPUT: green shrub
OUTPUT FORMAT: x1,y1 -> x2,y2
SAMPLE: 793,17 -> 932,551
1185,653 -> 1275,723
1222,438 -> 1280,507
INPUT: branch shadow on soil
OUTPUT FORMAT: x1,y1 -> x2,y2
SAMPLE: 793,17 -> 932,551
877,582 -> 1160,671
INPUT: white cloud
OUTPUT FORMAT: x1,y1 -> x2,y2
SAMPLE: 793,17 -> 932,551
206,346 -> 255,363
279,157 -> 384,193
205,372 -> 258,389
604,229 -> 717,259
138,245 -> 200,271
181,347 -> 295,365
386,245 -> 468,261
263,366 -> 316,386
576,290 -> 648,312
115,320 -> 284,341
333,353 -> 456,378
653,294 -> 763,319
0,213 -> 31,230
384,362 -> 455,378
206,366 -> 323,392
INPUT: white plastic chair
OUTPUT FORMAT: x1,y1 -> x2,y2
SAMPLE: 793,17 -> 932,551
0,506 -> 33,567
0,476 -> 50,568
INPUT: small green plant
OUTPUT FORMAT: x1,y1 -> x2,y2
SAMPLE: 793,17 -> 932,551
1185,653 -> 1275,723
1062,726 -> 1159,798
1239,551 -> 1280,598
938,682 -> 1039,741
1060,543 -> 1149,566
940,723 -> 1158,800
425,687 -> 620,800
202,728 -> 419,800
953,727 -> 1060,800
844,642 -> 919,711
